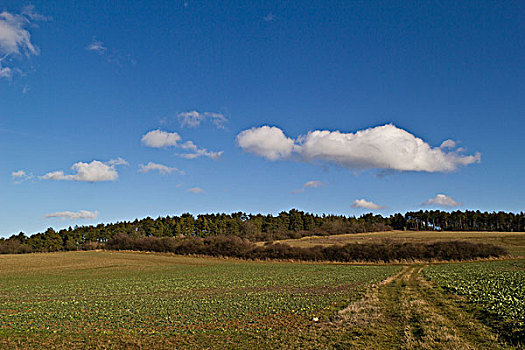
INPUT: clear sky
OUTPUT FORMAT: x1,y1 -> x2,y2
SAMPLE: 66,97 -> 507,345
1,1 -> 523,237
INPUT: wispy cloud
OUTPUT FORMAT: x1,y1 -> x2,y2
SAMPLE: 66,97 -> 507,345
0,6 -> 48,80
237,124 -> 480,173
141,129 -> 223,160
40,158 -> 127,182
45,210 -> 98,220
292,180 -> 324,194
178,111 -> 228,129
422,194 -> 462,207
86,38 -> 106,55
11,169 -> 33,183
139,162 -> 184,175
351,199 -> 385,210
86,37 -> 136,66
263,13 -> 276,22
187,187 -> 204,194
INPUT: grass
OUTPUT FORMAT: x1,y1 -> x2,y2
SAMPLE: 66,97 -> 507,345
275,230 -> 525,257
0,251 -> 400,349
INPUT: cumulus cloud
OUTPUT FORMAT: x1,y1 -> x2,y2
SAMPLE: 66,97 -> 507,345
45,210 -> 99,220
11,169 -> 33,183
141,129 -> 223,160
237,124 -> 480,173
141,129 -> 181,148
292,180 -> 325,194
139,162 -> 184,175
422,194 -> 462,207
351,199 -> 385,210
187,187 -> 204,194
40,158 -> 126,182
178,111 -> 228,129
0,7 -> 47,80
236,126 -> 295,161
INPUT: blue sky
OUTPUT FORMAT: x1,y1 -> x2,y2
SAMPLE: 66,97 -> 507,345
1,1 -> 523,237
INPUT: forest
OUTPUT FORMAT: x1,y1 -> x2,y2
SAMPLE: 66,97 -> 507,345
0,209 -> 523,255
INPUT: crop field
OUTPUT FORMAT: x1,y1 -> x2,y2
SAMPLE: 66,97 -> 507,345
276,231 -> 525,256
0,251 -> 400,349
423,260 -> 525,343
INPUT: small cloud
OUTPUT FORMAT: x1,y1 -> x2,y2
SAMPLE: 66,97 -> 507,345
440,139 -> 457,149
21,5 -> 52,21
141,129 -> 181,148
11,169 -> 33,183
0,66 -> 12,79
141,129 -> 223,160
40,159 -> 126,182
263,13 -> 276,22
177,110 -> 228,129
86,38 -> 107,55
139,162 -> 184,175
351,199 -> 385,210
45,210 -> 99,220
422,194 -> 462,207
86,37 -> 135,66
107,157 -> 129,166
187,187 -> 204,194
292,180 -> 325,194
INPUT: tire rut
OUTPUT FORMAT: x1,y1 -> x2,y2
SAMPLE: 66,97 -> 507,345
334,265 -> 514,349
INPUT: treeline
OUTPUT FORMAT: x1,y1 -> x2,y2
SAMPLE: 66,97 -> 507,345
106,234 -> 507,262
0,209 -> 523,255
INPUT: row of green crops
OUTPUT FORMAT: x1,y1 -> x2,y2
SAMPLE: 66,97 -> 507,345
0,252 -> 400,347
423,260 -> 525,343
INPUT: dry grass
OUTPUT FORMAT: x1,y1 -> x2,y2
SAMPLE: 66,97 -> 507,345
275,231 -> 525,257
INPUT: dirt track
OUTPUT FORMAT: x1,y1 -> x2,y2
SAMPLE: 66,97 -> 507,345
334,265 -> 513,349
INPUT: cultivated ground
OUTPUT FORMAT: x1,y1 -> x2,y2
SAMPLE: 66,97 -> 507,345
0,231 -> 524,349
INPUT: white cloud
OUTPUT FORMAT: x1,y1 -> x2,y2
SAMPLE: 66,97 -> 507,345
11,169 -> 33,183
0,66 -> 12,79
292,180 -> 325,194
422,194 -> 462,207
142,129 -> 223,160
85,38 -> 106,54
106,157 -> 129,166
0,7 -> 46,80
11,169 -> 27,178
187,187 -> 204,194
178,111 -> 228,129
139,162 -> 184,175
85,37 -> 135,66
440,139 -> 457,149
45,210 -> 99,220
40,159 -> 126,182
351,199 -> 384,210
141,129 -> 181,148
236,124 -> 480,172
236,126 -> 295,161
21,5 -> 52,22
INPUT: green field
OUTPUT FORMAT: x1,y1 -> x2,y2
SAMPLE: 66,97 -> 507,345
0,251 -> 399,349
1,231 -> 524,349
